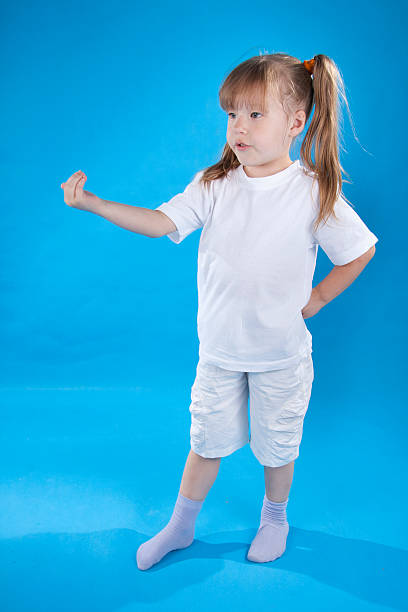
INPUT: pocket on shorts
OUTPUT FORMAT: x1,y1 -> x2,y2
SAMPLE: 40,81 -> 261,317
189,361 -> 238,451
189,375 -> 207,448
300,352 -> 314,391
277,353 -> 314,424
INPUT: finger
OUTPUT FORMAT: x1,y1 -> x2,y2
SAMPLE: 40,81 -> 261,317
74,175 -> 85,200
66,170 -> 84,187
75,172 -> 86,187
65,171 -> 85,199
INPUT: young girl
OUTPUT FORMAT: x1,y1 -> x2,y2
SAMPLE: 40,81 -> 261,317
61,52 -> 378,570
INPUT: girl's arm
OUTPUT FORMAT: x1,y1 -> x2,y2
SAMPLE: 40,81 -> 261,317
61,170 -> 176,238
314,245 -> 376,306
93,198 -> 177,238
302,245 -> 376,319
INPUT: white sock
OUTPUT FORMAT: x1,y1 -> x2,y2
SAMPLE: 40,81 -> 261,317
136,492 -> 204,570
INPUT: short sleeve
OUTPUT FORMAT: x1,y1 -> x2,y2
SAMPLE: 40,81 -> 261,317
155,170 -> 213,244
312,195 -> 379,265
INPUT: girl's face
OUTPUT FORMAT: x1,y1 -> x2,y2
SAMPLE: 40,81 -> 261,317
226,96 -> 305,177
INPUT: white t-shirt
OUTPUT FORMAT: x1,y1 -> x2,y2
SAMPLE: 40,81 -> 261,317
156,160 -> 379,371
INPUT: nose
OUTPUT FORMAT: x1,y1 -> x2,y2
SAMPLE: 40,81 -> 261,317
234,116 -> 248,132
232,124 -> 248,141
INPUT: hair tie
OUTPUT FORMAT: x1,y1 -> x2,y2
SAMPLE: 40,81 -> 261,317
303,58 -> 315,75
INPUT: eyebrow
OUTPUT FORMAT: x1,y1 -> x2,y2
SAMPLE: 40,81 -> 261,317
227,103 -> 266,110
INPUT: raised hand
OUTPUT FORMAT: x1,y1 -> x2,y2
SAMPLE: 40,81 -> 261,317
60,170 -> 101,213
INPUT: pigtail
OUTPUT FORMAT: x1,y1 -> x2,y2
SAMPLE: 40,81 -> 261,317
300,54 -> 354,233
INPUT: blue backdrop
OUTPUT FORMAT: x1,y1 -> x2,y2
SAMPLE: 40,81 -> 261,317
1,0 -> 406,610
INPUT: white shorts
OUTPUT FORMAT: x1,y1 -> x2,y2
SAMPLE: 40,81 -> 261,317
188,352 -> 314,467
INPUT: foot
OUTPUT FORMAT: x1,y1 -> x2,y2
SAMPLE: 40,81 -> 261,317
136,492 -> 204,570
137,523 -> 194,570
247,521 -> 289,563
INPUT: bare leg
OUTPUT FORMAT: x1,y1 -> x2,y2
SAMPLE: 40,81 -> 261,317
264,460 -> 295,502
180,449 -> 221,501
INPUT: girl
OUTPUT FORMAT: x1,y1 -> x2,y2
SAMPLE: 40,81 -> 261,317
61,53 -> 378,570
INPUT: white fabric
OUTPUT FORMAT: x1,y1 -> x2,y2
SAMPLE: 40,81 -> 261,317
188,353 -> 314,467
156,160 -> 378,371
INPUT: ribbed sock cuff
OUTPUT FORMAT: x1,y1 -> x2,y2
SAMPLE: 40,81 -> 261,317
260,493 -> 289,527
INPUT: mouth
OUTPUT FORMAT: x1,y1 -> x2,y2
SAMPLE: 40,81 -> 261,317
235,142 -> 251,149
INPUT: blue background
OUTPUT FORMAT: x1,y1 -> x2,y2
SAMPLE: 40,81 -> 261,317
1,0 -> 407,610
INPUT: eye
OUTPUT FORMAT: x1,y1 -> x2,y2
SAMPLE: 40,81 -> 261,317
227,111 -> 262,119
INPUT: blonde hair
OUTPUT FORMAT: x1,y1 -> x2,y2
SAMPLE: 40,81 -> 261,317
199,52 -> 357,233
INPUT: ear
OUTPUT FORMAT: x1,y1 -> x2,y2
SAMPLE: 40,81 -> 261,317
290,109 -> 307,137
